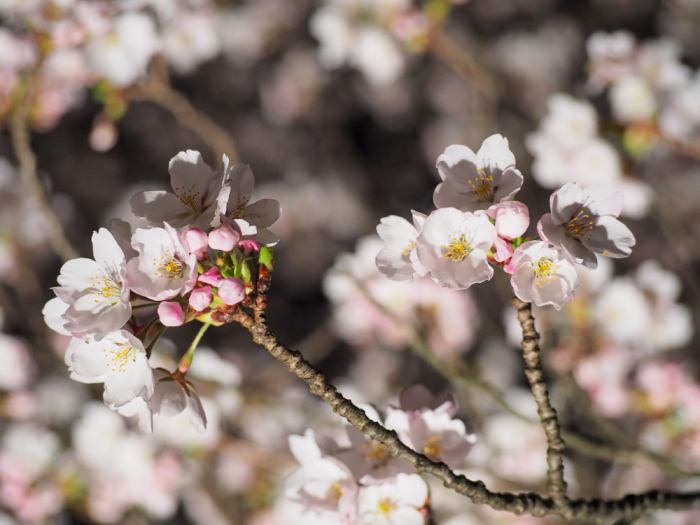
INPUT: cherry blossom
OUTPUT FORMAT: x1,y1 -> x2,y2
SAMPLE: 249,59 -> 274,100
46,228 -> 131,340
221,164 -> 281,246
433,134 -> 523,212
416,207 -> 497,289
126,223 -> 198,301
357,473 -> 428,525
64,330 -> 154,409
510,241 -> 579,309
538,182 -> 636,268
375,211 -> 427,281
385,385 -> 476,469
131,150 -> 229,229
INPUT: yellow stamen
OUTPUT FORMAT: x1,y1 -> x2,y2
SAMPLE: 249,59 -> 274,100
364,441 -> 388,466
377,498 -> 396,516
104,342 -> 135,372
402,241 -> 416,258
565,209 -> 594,238
532,257 -> 559,287
175,185 -> 201,212
443,235 -> 472,262
159,256 -> 184,278
422,435 -> 442,460
467,169 -> 495,202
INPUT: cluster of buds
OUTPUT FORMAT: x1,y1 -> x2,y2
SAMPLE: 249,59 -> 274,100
42,150 -> 279,431
375,134 -> 636,309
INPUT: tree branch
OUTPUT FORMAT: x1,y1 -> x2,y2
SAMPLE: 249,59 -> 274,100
10,76 -> 77,261
513,298 -> 571,516
233,309 -> 700,521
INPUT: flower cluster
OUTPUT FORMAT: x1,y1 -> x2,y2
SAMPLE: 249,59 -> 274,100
42,150 -> 280,431
280,385 -> 475,524
0,0 -> 221,134
375,134 -> 636,309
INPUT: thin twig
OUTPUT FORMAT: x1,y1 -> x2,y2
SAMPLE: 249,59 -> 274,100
10,76 -> 77,261
513,298 -> 571,517
136,75 -> 238,163
233,310 -> 700,521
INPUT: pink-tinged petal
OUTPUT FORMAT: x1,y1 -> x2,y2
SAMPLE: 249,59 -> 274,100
186,386 -> 207,433
181,228 -> 209,260
376,215 -> 416,246
581,215 -> 636,258
493,236 -> 513,262
410,210 -> 426,230
218,278 -> 245,305
488,201 -> 530,240
476,133 -> 516,172
238,239 -> 260,255
157,301 -> 185,326
188,286 -> 212,312
198,267 -> 223,287
550,182 -> 585,224
208,223 -> 241,252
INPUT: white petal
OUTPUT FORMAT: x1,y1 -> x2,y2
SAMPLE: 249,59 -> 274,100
550,182 -> 585,224
581,215 -> 636,258
227,164 -> 255,213
476,133 -> 516,172
42,297 -> 71,336
168,149 -> 213,205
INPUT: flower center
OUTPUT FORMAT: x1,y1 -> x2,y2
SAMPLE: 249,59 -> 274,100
329,482 -> 343,503
377,498 -> 396,516
532,257 -> 559,287
401,241 -> 415,259
104,342 -> 135,373
468,169 -> 495,202
92,276 -> 121,303
565,209 -> 594,238
159,256 -> 184,278
422,435 -> 442,460
175,185 -> 201,212
443,235 -> 472,262
364,441 -> 388,466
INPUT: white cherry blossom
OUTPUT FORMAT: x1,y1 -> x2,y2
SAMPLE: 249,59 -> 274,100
415,208 -> 496,289
126,223 -> 197,301
46,228 -> 131,340
433,134 -> 523,212
384,385 -> 476,469
375,211 -> 427,281
538,182 -> 636,268
222,164 -> 281,246
357,473 -> 428,525
131,150 -> 228,229
65,330 -> 154,409
510,241 -> 579,309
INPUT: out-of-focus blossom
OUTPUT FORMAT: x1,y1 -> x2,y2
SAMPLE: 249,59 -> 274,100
357,473 -> 428,525
0,335 -> 34,391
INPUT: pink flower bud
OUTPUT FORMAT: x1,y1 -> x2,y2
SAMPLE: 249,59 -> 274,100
208,223 -> 241,252
189,286 -> 212,312
218,278 -> 245,305
181,228 -> 209,260
493,236 -> 514,263
157,301 -> 185,326
238,239 -> 260,255
487,201 -> 530,240
198,267 -> 223,286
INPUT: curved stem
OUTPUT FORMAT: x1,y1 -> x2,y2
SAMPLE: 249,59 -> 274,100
177,321 -> 211,374
513,298 -> 571,517
10,76 -> 77,261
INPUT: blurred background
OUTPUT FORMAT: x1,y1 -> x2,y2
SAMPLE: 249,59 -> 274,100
2,0 -> 700,523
